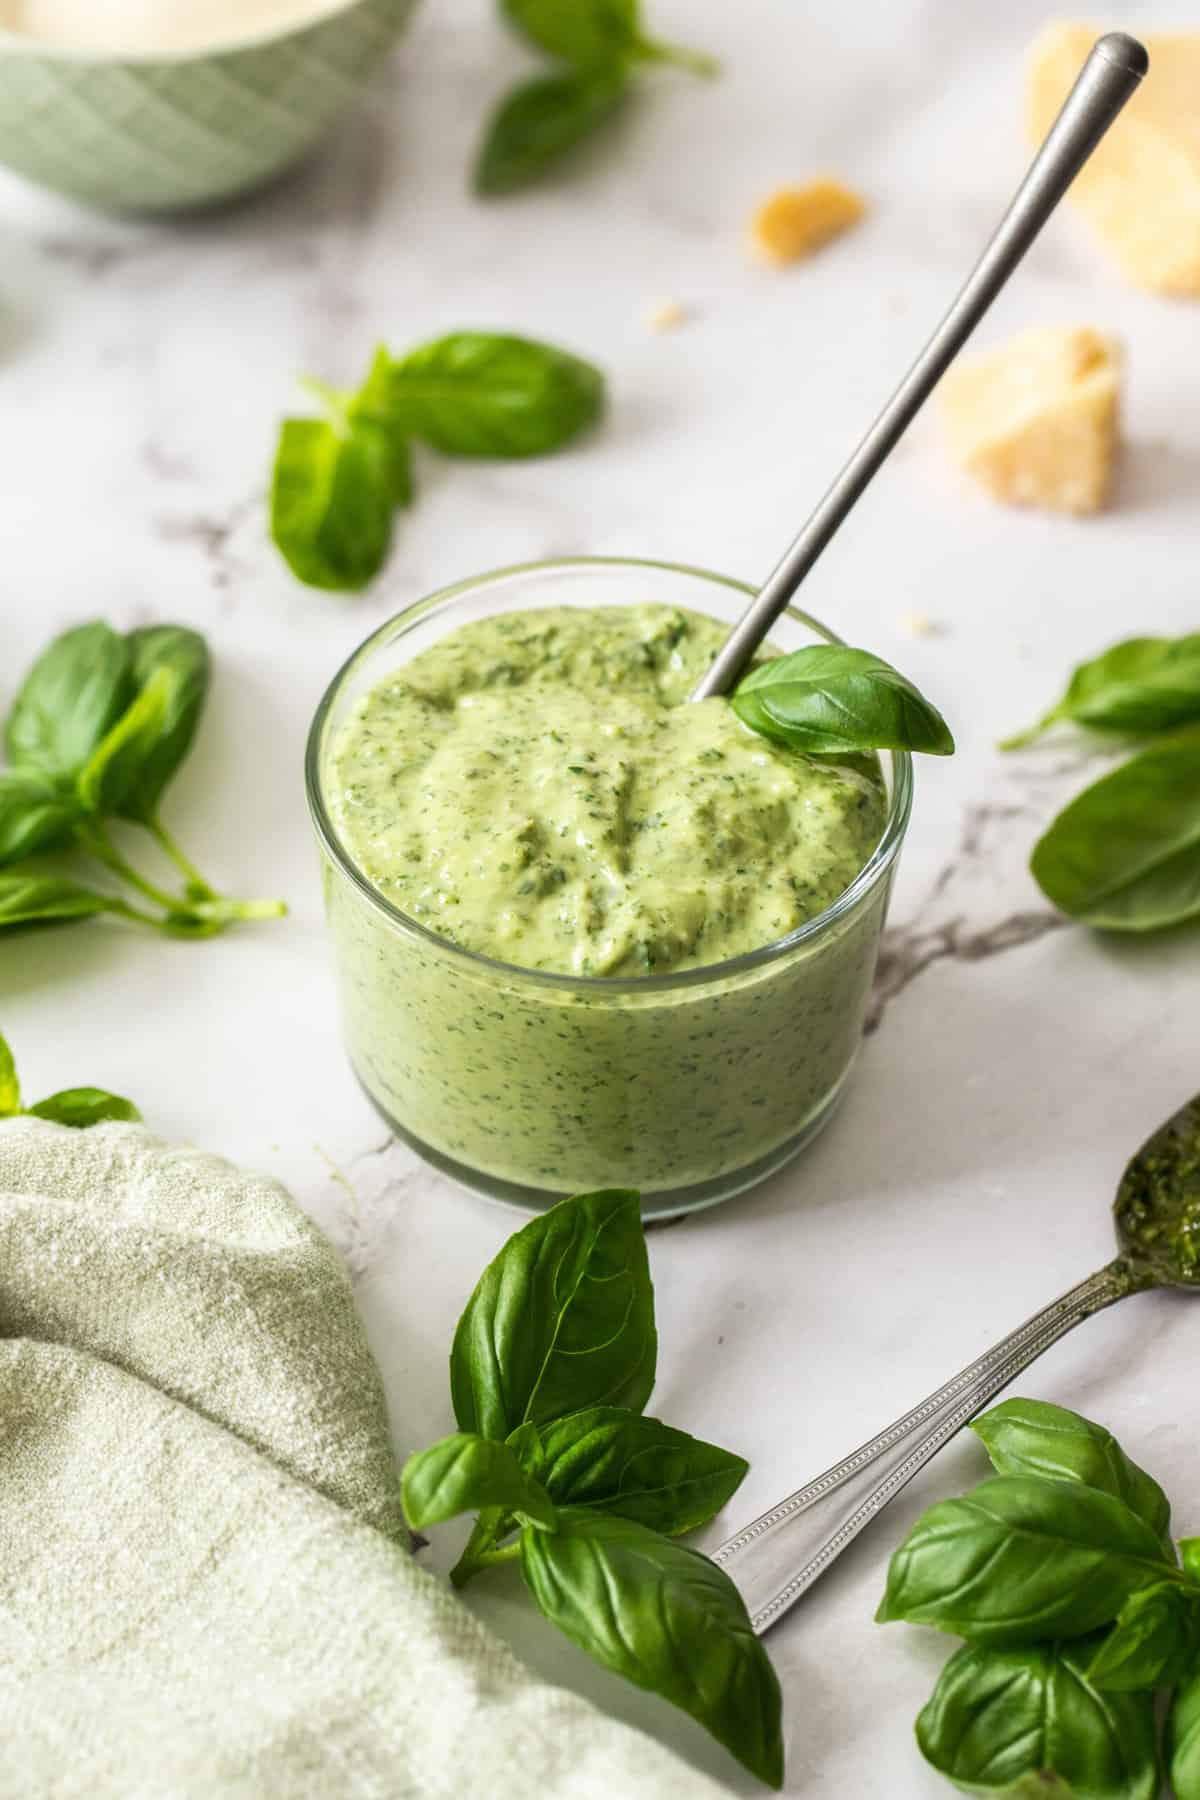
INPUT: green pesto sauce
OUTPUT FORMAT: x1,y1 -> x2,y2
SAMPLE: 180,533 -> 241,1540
329,605 -> 887,977
1115,1098 -> 1200,1285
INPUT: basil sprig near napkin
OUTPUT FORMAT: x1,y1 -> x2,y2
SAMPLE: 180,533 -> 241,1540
0,1119 -> 730,1799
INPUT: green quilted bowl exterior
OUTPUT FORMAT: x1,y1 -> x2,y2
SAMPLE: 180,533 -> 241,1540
0,0 -> 418,213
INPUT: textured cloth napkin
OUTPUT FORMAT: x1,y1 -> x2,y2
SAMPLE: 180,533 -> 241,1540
0,1118 -> 729,1800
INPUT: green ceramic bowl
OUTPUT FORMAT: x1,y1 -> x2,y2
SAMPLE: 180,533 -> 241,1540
0,0 -> 418,213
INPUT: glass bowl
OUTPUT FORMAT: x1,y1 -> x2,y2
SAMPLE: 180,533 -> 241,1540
307,558 -> 912,1219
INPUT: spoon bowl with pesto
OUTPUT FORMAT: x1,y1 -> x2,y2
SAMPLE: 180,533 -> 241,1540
307,557 -> 911,1217
713,1093 -> 1200,1635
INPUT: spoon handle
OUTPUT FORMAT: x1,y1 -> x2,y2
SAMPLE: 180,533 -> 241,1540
691,31 -> 1148,701
713,1259 -> 1137,1635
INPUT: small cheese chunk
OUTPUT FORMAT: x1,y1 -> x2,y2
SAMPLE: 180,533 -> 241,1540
750,180 -> 865,265
1029,25 -> 1200,294
644,298 -> 689,333
939,326 -> 1121,515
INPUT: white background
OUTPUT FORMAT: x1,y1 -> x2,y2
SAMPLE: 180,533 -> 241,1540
2,2 -> 1198,1792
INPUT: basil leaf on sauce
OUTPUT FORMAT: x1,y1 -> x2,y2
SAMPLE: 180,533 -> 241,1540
732,646 -> 955,756
876,1475 -> 1175,1644
270,413 -> 401,593
1030,735 -> 1200,932
25,1088 -> 142,1129
1003,631 -> 1200,749
972,1399 -> 1172,1550
5,620 -> 132,780
0,769 -> 79,867
510,1405 -> 747,1536
402,1432 -> 556,1531
916,1639 -> 1158,1800
520,1510 -> 784,1789
450,1189 -> 656,1441
378,332 -> 606,458
1170,1659 -> 1200,1800
1084,1582 -> 1200,1692
0,1031 -> 19,1115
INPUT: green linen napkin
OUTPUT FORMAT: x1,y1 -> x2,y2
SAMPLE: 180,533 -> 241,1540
0,1118 -> 730,1799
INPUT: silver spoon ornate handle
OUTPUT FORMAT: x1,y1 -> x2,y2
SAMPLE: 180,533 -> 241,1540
691,31 -> 1148,702
716,1094 -> 1200,1637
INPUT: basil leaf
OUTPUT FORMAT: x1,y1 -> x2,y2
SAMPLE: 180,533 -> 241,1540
474,70 -> 630,198
1085,1582 -> 1200,1692
1182,1538 -> 1200,1584
1030,736 -> 1200,932
511,1405 -> 747,1535
501,0 -> 637,65
972,1400 -> 1172,1549
0,870 -> 117,929
877,1475 -> 1174,1644
76,667 -> 173,816
26,1088 -> 142,1129
114,626 -> 210,822
520,1510 -> 783,1788
1170,1660 -> 1200,1800
916,1639 -> 1157,1800
1003,632 -> 1200,749
732,646 -> 955,756
402,1431 -> 556,1531
0,1031 -> 19,1115
378,332 -> 606,458
0,769 -> 79,866
270,414 -> 399,592
450,1189 -> 656,1441
6,621 -> 132,780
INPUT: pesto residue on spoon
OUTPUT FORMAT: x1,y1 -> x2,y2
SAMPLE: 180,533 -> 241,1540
1114,1097 -> 1200,1286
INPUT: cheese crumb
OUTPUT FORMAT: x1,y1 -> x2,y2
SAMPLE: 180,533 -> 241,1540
899,612 -> 938,638
939,325 -> 1121,515
1028,25 -> 1200,295
750,180 -> 866,266
644,299 -> 689,333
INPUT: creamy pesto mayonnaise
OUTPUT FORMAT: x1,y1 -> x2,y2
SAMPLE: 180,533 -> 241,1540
319,602 -> 898,1204
329,605 -> 887,978
0,0 -> 342,52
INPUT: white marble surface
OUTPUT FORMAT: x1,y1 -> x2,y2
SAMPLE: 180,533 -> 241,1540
2,2 -> 1199,1792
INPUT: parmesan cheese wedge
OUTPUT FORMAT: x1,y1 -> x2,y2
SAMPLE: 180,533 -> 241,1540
939,326 -> 1121,515
1029,24 -> 1200,294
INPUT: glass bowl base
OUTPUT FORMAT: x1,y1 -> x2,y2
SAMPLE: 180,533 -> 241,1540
352,1063 -> 853,1222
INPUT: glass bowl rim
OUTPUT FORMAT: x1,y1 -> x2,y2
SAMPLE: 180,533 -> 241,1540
0,0 -> 380,65
305,554 -> 914,995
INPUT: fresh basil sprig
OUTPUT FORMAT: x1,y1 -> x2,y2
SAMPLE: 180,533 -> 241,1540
1002,632 -> 1200,749
1030,734 -> 1200,933
272,332 -> 604,592
882,1397 -> 1200,1799
0,1028 -> 140,1128
0,622 -> 285,940
916,1639 -> 1158,1800
731,646 -> 955,757
402,1188 -> 783,1788
476,0 -> 716,196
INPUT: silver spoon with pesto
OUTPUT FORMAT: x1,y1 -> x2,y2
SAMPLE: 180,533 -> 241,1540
691,30 -> 1147,701
715,1094 -> 1200,1636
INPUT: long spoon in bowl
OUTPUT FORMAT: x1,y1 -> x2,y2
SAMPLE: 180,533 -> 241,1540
690,31 -> 1148,702
716,1094 -> 1200,1636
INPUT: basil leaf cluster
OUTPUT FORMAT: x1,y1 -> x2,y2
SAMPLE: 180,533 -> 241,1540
0,622 -> 285,940
476,0 -> 716,196
1003,629 -> 1200,933
271,333 -> 605,593
401,1188 -> 783,1788
880,1396 -> 1200,1798
0,1028 -> 139,1129
731,645 -> 955,757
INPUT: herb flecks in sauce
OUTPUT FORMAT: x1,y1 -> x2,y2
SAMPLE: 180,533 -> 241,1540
330,605 -> 887,978
1115,1097 -> 1200,1285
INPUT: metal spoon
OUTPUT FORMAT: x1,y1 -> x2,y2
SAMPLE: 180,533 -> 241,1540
716,1094 -> 1200,1636
691,31 -> 1148,703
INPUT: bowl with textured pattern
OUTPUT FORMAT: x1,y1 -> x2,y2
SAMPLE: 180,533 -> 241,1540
0,0 -> 418,213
